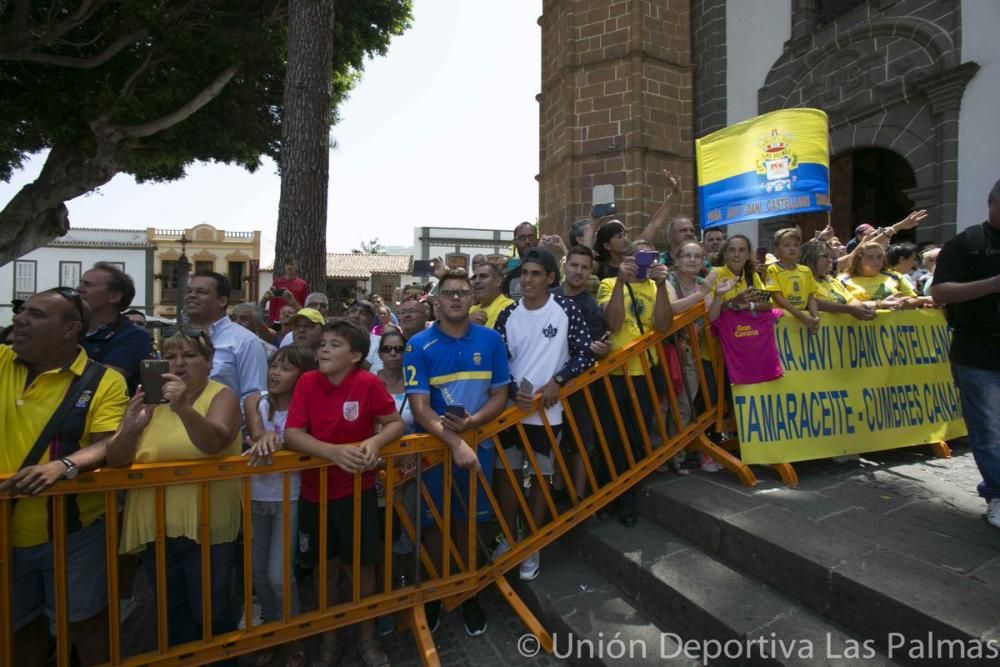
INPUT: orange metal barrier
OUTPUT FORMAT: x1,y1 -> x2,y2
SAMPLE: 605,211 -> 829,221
1,305 -> 734,666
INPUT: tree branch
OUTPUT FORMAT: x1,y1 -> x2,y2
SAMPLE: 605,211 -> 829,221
1,26 -> 147,66
113,62 -> 241,139
119,47 -> 159,99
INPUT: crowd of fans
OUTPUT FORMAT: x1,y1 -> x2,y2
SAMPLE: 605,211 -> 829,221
3,175 -> 999,667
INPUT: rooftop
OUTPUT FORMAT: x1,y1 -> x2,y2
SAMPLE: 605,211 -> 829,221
325,254 -> 412,279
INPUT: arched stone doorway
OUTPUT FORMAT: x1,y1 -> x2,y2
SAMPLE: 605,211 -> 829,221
830,147 -> 917,243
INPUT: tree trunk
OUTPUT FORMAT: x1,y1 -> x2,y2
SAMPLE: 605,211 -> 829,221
274,0 -> 334,294
0,142 -> 120,265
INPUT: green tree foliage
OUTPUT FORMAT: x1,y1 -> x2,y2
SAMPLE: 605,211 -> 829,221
0,0 -> 411,264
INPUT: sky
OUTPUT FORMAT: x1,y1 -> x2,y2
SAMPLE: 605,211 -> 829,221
0,1 -> 543,267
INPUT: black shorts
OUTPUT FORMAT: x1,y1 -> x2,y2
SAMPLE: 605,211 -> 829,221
298,489 -> 379,567
498,423 -> 558,458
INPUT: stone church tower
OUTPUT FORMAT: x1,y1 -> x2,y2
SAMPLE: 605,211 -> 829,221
537,0 -> 695,243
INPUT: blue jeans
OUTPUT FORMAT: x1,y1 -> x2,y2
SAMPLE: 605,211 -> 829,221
250,500 -> 299,623
951,362 -> 1000,501
142,537 -> 238,651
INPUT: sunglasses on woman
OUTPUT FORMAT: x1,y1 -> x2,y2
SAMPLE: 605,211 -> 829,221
379,345 -> 405,354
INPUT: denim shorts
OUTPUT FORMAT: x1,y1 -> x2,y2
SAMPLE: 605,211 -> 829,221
11,518 -> 108,632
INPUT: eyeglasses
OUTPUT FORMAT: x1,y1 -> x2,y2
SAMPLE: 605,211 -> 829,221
515,234 -> 536,242
379,345 -> 405,354
439,289 -> 471,299
52,286 -> 85,322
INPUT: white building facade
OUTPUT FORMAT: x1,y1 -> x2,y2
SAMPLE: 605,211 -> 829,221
0,228 -> 154,325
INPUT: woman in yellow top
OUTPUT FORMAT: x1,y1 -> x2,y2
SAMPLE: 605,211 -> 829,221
841,241 -> 920,310
706,234 -> 768,321
107,328 -> 243,650
799,240 -> 876,320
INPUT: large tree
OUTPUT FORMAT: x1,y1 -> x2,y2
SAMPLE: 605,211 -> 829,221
0,0 -> 411,266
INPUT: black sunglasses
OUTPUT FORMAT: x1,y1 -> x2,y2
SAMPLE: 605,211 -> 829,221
379,345 -> 405,354
52,286 -> 85,322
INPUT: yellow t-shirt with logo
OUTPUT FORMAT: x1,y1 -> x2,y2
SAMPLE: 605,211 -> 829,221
706,265 -> 765,303
469,294 -> 515,329
764,263 -> 820,309
816,276 -> 864,304
0,346 -> 128,547
597,278 -> 660,376
842,271 -> 916,301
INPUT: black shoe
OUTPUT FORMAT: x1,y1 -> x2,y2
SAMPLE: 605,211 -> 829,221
425,600 -> 441,634
618,494 -> 638,528
462,596 -> 488,637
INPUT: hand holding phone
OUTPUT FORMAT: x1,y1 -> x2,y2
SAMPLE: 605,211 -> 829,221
442,404 -> 470,433
634,250 -> 658,280
140,360 -> 170,404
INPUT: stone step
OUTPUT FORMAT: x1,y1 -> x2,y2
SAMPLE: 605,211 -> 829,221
515,541 -> 700,667
636,474 -> 1000,666
560,514 -> 901,667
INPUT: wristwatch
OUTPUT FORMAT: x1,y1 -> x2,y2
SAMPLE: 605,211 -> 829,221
58,458 -> 79,480
554,374 -> 567,387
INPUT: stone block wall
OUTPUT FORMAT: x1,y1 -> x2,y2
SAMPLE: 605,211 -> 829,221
538,0 -> 695,245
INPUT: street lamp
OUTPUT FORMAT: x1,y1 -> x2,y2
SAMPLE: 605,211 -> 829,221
175,234 -> 191,323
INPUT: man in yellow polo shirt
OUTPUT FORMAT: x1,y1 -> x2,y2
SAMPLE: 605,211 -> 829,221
470,262 -> 514,328
0,288 -> 127,666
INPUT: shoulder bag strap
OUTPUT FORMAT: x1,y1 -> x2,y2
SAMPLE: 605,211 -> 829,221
18,361 -> 107,471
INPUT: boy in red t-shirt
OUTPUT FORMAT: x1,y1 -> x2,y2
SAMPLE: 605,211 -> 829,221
286,319 -> 403,664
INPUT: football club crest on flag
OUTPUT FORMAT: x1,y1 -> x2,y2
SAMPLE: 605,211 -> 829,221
696,108 -> 831,229
343,401 -> 359,422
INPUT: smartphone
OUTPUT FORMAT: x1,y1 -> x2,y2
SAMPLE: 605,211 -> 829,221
412,259 -> 434,277
592,184 -> 616,218
444,404 -> 467,419
599,331 -> 611,343
140,360 -> 170,404
519,378 -> 534,396
634,250 -> 658,280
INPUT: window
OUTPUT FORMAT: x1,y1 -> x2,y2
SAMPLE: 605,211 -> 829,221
816,0 -> 866,26
379,281 -> 395,303
228,261 -> 246,303
445,253 -> 468,270
161,260 -> 179,304
104,262 -> 125,272
195,260 -> 214,274
14,260 -> 36,300
59,261 -> 82,288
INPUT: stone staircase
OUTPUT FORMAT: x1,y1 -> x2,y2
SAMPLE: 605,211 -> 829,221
517,449 -> 1000,666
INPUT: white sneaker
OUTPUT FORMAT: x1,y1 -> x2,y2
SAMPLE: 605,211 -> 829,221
519,551 -> 540,580
986,499 -> 1000,530
492,537 -> 511,561
699,452 -> 722,472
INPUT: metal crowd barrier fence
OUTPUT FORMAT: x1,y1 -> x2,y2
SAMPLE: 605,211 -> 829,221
1,305 -> 738,666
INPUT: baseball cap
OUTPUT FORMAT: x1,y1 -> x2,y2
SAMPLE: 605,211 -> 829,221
854,223 -> 875,236
291,308 -> 325,326
520,247 -> 560,282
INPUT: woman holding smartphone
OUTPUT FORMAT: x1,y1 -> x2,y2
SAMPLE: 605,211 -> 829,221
108,328 -> 243,652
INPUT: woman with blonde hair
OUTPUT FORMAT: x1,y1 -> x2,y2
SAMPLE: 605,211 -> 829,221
108,328 -> 243,652
841,241 -> 919,310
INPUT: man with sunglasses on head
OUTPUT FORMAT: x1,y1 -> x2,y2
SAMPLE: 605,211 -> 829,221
185,271 -> 267,409
1,288 -> 129,666
78,262 -> 152,396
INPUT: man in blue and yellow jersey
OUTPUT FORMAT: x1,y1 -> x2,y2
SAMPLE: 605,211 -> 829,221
404,269 -> 509,639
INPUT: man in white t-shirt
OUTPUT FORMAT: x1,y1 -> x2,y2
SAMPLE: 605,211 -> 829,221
493,247 -> 594,580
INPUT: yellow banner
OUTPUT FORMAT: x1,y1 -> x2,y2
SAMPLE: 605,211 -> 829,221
732,310 -> 967,464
